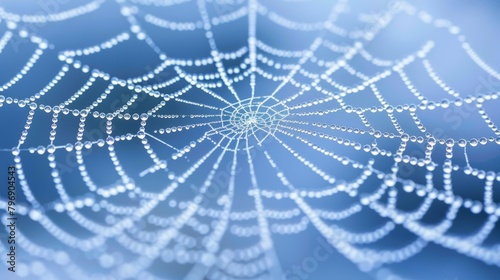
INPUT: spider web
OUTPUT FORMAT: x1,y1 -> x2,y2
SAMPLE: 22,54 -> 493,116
1,0 -> 500,279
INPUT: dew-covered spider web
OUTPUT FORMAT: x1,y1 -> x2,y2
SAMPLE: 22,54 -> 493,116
1,0 -> 500,279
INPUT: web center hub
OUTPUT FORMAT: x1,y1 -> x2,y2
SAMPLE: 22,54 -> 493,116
217,96 -> 290,147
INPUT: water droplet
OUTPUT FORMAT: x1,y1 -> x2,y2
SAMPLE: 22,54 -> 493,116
106,136 -> 115,145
